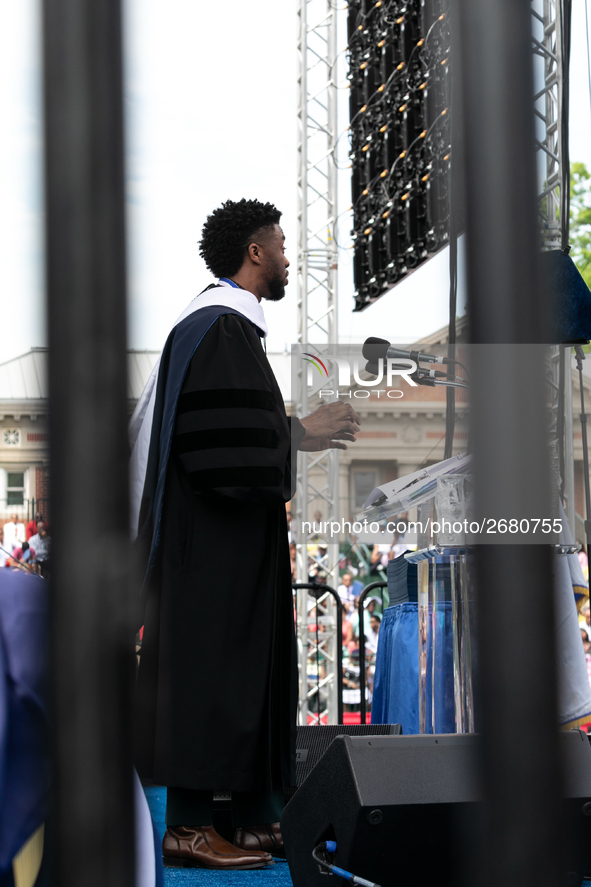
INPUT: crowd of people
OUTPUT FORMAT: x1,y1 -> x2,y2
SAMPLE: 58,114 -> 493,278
0,512 -> 51,577
292,506 -> 410,719
299,523 -> 591,719
337,570 -> 386,714
6,497 -> 591,718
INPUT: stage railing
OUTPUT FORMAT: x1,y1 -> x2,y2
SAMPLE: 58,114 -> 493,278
357,580 -> 388,725
293,582 -> 344,725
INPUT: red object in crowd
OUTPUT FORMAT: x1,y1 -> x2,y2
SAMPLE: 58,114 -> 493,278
304,712 -> 372,726
26,519 -> 49,540
342,712 -> 372,725
306,713 -> 329,725
13,547 -> 36,562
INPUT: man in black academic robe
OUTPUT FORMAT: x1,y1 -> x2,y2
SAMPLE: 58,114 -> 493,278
133,199 -> 359,870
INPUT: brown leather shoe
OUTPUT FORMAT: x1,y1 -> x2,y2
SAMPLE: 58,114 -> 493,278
162,825 -> 274,869
233,822 -> 285,858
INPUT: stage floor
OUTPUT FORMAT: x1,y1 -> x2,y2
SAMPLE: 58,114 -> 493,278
145,787 -> 591,887
145,787 -> 293,886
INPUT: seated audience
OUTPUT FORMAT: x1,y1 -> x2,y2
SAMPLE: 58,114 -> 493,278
3,514 -> 26,554
26,512 -> 44,541
365,612 -> 381,656
28,523 -> 50,577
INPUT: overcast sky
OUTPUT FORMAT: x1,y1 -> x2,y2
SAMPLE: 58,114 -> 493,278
1,0 -> 590,362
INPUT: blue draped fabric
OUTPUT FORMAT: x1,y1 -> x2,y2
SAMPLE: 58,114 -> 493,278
0,569 -> 49,880
371,600 -> 456,734
0,569 -> 164,887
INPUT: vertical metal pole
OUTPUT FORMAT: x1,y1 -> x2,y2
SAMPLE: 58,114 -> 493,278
575,349 -> 591,551
559,0 -> 575,536
358,581 -> 387,724
296,0 -> 311,726
325,0 -> 340,726
327,0 -> 339,347
449,558 -> 463,733
296,0 -> 309,354
557,347 -> 566,499
457,1 -> 561,885
43,1 -> 135,885
431,560 -> 437,733
296,0 -> 341,724
459,556 -> 475,733
417,561 -> 429,735
563,347 -> 576,534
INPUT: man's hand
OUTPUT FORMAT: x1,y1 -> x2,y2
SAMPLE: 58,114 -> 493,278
299,402 -> 361,452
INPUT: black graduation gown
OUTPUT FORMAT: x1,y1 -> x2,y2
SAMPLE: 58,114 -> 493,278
134,313 -> 303,793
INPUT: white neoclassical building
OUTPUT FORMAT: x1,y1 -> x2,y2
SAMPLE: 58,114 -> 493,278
1,338 -> 590,543
0,348 -> 160,522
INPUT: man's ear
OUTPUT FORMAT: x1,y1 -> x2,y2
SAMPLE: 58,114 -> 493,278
247,241 -> 263,265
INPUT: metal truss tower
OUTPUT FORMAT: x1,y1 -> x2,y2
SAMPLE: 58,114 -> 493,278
295,0 -> 341,725
292,0 -> 574,725
533,0 -> 575,531
532,0 -> 568,250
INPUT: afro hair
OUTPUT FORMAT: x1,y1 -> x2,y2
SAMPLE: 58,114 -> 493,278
198,198 -> 282,278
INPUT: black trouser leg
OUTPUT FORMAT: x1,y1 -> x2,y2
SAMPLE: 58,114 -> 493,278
231,787 -> 284,828
165,787 -> 213,826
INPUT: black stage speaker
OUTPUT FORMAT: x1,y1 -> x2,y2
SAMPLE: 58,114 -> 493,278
212,723 -> 401,841
282,731 -> 591,887
292,724 -> 401,797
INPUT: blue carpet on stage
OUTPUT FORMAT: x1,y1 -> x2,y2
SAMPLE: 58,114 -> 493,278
145,787 -> 591,887
144,787 -> 293,886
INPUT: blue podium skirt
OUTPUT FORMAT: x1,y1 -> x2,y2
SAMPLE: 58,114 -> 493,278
371,601 -> 456,734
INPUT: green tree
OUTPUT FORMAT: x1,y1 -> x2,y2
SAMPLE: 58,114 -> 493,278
570,161 -> 591,288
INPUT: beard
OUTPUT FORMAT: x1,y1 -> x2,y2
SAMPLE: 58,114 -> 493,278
265,273 -> 286,302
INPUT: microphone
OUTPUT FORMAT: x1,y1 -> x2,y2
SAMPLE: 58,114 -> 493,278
362,337 -> 446,365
